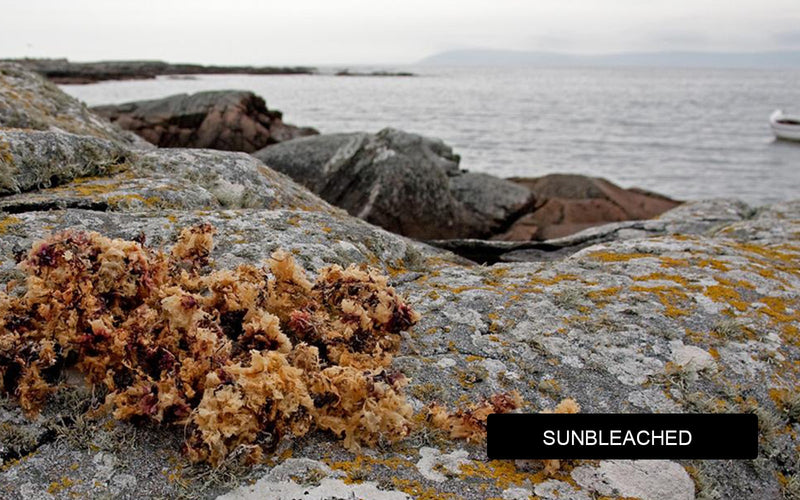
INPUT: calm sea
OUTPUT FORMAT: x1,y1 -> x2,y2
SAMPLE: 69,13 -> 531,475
61,66 -> 800,205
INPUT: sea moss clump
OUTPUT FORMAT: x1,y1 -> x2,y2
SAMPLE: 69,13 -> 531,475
0,225 -> 420,464
427,392 -> 523,443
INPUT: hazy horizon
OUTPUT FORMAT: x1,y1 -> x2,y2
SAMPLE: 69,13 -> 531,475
3,0 -> 800,65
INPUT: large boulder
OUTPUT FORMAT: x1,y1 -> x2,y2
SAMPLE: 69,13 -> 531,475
498,174 -> 681,241
92,91 -> 318,153
0,62 -> 148,148
0,129 -> 331,213
254,128 -> 534,239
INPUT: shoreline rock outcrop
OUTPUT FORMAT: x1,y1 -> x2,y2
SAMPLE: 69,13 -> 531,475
499,174 -> 681,240
2,58 -> 315,84
1,62 -> 799,500
254,130 -> 679,244
254,129 -> 536,240
92,91 -> 319,153
0,63 -> 150,148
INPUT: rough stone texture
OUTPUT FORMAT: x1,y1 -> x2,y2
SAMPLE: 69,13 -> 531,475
571,460 -> 695,500
430,198 -> 755,263
0,129 -> 332,213
254,128 -> 534,239
1,199 -> 798,499
449,172 -> 535,233
1,65 -> 799,500
498,174 -> 681,241
93,91 -> 319,153
0,130 -> 128,195
0,62 -> 149,148
219,458 -> 410,500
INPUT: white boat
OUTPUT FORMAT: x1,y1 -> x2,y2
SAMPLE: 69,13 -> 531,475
770,110 -> 800,142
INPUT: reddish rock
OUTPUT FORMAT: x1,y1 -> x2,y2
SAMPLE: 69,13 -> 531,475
92,91 -> 318,153
496,174 -> 680,241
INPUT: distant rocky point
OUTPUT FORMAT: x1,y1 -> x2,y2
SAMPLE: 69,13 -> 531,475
92,91 -> 318,153
2,58 -> 418,84
334,69 -> 415,77
1,58 -> 316,84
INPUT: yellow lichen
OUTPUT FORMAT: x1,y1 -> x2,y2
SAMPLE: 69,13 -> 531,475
0,215 -> 22,234
630,284 -> 692,318
587,251 -> 653,263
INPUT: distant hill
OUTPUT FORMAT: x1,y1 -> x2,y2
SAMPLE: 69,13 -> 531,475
419,49 -> 800,68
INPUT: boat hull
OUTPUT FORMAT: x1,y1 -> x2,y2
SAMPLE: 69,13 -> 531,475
772,123 -> 800,142
770,110 -> 800,142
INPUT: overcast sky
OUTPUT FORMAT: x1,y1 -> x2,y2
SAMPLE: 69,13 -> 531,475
3,0 -> 800,65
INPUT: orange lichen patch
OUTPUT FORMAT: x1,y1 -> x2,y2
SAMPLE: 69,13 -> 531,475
0,215 -> 22,234
459,456 -> 580,490
386,261 -> 408,278
629,284 -> 692,318
0,225 -> 420,465
487,267 -> 509,279
695,258 -> 731,272
704,276 -> 754,313
586,286 -> 622,302
391,478 -> 460,500
526,273 -> 581,287
587,251 -> 653,263
735,242 -> 798,266
768,388 -> 795,412
758,296 -> 800,325
460,459 -> 543,490
52,176 -> 124,197
633,272 -> 694,288
427,392 -> 522,443
0,139 -> 13,164
326,455 -> 415,484
783,324 -> 800,348
47,476 -> 76,495
659,256 -> 690,269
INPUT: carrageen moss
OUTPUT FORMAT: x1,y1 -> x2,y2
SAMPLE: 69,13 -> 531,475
0,224 -> 421,465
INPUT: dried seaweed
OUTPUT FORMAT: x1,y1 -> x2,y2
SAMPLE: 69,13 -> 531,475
540,398 -> 581,474
428,395 -> 581,475
0,225 -> 419,465
426,391 -> 523,443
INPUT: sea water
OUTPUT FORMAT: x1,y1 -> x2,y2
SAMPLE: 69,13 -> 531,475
61,66 -> 800,205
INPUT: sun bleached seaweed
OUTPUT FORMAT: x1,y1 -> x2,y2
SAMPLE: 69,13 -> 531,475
426,391 -> 523,443
428,394 -> 581,475
0,225 -> 419,465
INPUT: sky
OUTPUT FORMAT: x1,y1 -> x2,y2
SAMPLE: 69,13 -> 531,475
2,0 -> 800,65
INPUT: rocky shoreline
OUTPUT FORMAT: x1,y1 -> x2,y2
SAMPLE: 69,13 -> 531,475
2,58 -> 316,84
1,62 -> 799,499
89,91 -> 682,253
92,91 -> 319,153
2,58 -> 420,84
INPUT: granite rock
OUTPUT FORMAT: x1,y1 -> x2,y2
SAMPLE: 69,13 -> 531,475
0,62 -> 149,148
93,91 -> 318,152
254,128 -> 533,239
